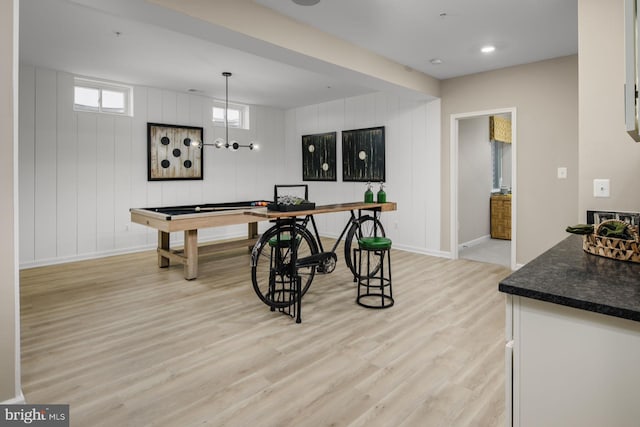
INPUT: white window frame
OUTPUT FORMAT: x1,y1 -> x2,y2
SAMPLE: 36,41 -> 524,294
212,101 -> 250,130
73,77 -> 133,116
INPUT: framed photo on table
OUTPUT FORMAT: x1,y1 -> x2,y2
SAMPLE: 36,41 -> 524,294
147,123 -> 203,181
342,126 -> 385,182
302,132 -> 337,181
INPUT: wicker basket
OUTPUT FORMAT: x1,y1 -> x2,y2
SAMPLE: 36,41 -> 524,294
582,220 -> 640,263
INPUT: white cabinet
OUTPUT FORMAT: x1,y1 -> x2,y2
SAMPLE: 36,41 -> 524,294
506,295 -> 640,427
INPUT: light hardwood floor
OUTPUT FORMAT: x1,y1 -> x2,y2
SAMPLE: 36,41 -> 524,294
20,242 -> 511,427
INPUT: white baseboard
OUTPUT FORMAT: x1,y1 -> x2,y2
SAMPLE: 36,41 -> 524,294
318,232 -> 452,259
19,231 -> 455,269
458,234 -> 491,251
20,245 -> 154,269
2,391 -> 25,404
391,243 -> 451,259
19,232 -> 253,270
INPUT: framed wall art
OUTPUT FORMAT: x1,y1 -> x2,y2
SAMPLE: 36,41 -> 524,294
342,126 -> 385,182
302,132 -> 337,181
147,123 -> 203,181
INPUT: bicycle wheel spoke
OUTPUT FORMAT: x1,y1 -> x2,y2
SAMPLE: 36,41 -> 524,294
344,215 -> 386,277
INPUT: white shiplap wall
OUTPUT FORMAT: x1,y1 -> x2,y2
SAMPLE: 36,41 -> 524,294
283,93 -> 443,256
19,65 -> 444,267
19,65 -> 285,267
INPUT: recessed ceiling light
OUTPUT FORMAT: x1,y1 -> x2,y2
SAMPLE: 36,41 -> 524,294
481,45 -> 496,54
292,0 -> 320,5
430,58 -> 443,65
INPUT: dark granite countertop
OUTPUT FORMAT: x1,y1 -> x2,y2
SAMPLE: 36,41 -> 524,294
499,235 -> 640,322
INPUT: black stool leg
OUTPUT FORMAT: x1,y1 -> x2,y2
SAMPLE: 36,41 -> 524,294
378,250 -> 384,307
357,248 -> 362,299
269,246 -> 276,311
356,246 -> 393,309
366,249 -> 372,295
295,275 -> 302,324
387,249 -> 392,302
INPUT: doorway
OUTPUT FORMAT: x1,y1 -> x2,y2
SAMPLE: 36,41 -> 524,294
450,108 -> 516,270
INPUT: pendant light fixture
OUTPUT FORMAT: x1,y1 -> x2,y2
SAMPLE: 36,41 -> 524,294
191,72 -> 258,151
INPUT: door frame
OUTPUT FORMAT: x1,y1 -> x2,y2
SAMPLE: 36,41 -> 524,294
450,107 -> 517,270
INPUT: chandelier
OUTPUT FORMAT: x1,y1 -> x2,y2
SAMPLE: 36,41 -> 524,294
191,72 -> 258,151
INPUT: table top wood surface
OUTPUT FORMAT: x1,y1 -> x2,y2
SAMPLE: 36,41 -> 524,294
248,201 -> 397,219
130,202 -> 397,233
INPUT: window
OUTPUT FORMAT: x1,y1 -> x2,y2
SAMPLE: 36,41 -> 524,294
492,139 -> 512,191
74,78 -> 132,116
491,140 -> 502,191
212,101 -> 249,129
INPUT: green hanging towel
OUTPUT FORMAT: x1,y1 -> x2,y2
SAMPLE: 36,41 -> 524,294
598,221 -> 632,239
565,224 -> 594,235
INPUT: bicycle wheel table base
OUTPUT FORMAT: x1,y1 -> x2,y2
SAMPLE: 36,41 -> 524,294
247,201 -> 397,323
251,223 -> 317,316
267,269 -> 302,322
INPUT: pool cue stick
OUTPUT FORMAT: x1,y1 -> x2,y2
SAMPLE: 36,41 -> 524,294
196,206 -> 255,211
158,206 -> 258,212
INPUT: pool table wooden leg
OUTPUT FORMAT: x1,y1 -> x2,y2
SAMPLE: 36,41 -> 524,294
158,231 -> 170,268
184,229 -> 198,280
248,222 -> 258,251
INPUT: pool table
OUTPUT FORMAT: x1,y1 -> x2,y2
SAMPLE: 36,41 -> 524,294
130,201 -> 270,280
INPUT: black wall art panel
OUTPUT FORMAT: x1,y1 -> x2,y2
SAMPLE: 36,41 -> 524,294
342,126 -> 385,182
302,132 -> 337,181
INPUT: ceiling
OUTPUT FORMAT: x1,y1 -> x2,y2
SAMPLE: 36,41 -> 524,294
19,0 -> 578,109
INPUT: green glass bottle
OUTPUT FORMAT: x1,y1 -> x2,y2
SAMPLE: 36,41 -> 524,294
377,182 -> 386,203
364,182 -> 374,203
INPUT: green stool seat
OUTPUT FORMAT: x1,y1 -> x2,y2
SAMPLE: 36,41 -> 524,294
268,234 -> 300,248
356,237 -> 394,309
358,236 -> 392,250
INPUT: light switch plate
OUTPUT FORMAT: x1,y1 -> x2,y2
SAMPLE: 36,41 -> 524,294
593,179 -> 610,197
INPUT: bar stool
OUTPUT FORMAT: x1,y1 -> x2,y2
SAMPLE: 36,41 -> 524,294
267,234 -> 300,314
356,236 -> 394,309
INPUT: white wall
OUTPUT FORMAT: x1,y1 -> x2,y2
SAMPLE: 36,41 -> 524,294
441,55 -> 579,264
20,67 -> 445,265
578,0 -> 640,217
458,117 -> 492,245
283,93 -> 443,256
19,65 -> 285,267
1,0 -> 21,404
